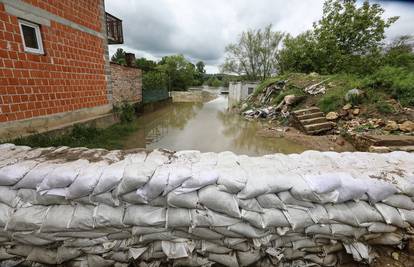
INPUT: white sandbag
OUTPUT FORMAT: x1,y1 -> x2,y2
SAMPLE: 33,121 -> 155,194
11,232 -> 55,246
121,191 -> 147,204
174,165 -> 218,194
227,223 -> 268,238
0,203 -> 12,227
94,204 -> 124,228
347,201 -> 383,224
56,247 -> 82,264
128,247 -> 148,260
217,166 -> 247,193
208,253 -> 238,267
17,188 -> 68,206
93,160 -> 128,195
237,249 -> 261,266
304,254 -> 337,266
90,192 -> 119,207
41,205 -> 74,232
114,161 -> 157,197
37,160 -> 88,191
13,162 -> 58,189
66,162 -> 108,199
161,241 -> 188,259
26,247 -> 57,265
336,175 -> 368,202
283,207 -> 314,230
124,205 -> 166,226
136,165 -> 170,202
163,163 -> 192,195
305,225 -> 331,236
198,185 -> 241,218
69,205 -> 95,230
238,198 -> 263,213
256,194 -> 285,210
0,160 -> 38,186
382,194 -> 414,210
364,178 -> 398,203
166,208 -> 191,228
367,232 -> 403,246
261,209 -> 290,228
6,205 -> 49,231
132,226 -> 168,236
167,191 -> 199,209
190,228 -> 223,240
365,222 -> 397,233
374,203 -> 406,228
303,173 -> 342,194
308,205 -> 331,224
201,240 -> 232,254
278,191 -> 315,209
241,210 -> 263,229
190,209 -> 211,227
212,227 -> 243,238
207,209 -> 241,227
325,204 -> 359,227
331,224 -> 367,238
0,186 -> 19,207
145,150 -> 170,165
399,208 -> 414,225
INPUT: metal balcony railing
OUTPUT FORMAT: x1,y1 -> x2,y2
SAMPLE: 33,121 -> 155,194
106,12 -> 123,44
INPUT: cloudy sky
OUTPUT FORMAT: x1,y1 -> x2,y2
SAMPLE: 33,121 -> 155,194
105,0 -> 414,73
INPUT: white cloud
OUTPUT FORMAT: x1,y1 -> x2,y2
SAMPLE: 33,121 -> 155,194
105,0 -> 414,74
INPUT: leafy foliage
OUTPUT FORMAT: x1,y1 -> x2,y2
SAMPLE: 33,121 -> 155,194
111,48 -> 126,65
221,24 -> 284,80
157,55 -> 195,91
135,57 -> 157,72
143,71 -> 168,91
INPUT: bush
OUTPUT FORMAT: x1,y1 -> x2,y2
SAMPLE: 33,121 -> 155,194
318,94 -> 344,113
114,102 -> 135,123
364,66 -> 414,106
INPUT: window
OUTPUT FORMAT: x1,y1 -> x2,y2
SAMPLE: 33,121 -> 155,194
18,19 -> 44,54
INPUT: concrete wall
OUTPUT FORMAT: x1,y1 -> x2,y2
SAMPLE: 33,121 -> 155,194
110,63 -> 142,104
171,91 -> 216,103
228,82 -> 258,107
0,0 -> 112,139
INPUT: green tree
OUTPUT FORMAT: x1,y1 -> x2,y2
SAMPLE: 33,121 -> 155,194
196,61 -> 206,74
221,24 -> 284,81
111,48 -> 126,65
157,55 -> 195,91
135,57 -> 157,72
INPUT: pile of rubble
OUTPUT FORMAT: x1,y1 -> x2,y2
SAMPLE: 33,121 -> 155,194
1,144 -> 414,266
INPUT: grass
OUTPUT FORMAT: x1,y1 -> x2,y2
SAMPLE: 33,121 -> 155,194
9,122 -> 138,150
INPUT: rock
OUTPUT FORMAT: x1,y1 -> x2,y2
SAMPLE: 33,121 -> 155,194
384,121 -> 399,131
337,140 -> 345,146
345,88 -> 364,102
369,146 -> 391,153
284,95 -> 297,105
241,103 -> 249,111
399,121 -> 414,132
326,112 -> 339,121
339,109 -> 348,118
343,104 -> 352,110
391,252 -> 399,261
352,108 -> 360,115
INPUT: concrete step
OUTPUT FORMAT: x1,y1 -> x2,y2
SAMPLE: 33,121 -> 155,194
364,135 -> 414,147
304,122 -> 334,133
296,112 -> 325,120
293,107 -> 321,116
300,117 -> 327,126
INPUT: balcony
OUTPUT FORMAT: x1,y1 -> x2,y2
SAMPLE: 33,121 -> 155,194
106,12 -> 123,45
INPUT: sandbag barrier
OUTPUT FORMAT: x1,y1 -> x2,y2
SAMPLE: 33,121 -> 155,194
0,144 -> 414,267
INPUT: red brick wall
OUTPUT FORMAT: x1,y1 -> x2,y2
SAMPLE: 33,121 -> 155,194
110,63 -> 142,104
0,1 -> 108,123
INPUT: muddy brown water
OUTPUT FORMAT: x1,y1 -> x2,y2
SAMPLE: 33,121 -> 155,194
122,95 -> 306,156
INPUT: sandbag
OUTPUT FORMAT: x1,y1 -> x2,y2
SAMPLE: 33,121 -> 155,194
124,205 -> 166,227
13,162 -> 57,189
93,160 -> 127,195
136,165 -> 170,202
7,205 -> 49,231
0,160 -> 38,186
167,191 -> 199,209
66,162 -> 108,199
114,161 -> 157,197
198,185 -> 241,218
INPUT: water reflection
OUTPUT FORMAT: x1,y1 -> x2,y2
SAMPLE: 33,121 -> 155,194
122,95 -> 306,156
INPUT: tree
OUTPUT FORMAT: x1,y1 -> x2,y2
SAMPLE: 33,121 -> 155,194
111,48 -> 126,65
135,57 -> 157,72
196,61 -> 206,74
313,0 -> 398,73
221,24 -> 284,81
157,55 -> 195,91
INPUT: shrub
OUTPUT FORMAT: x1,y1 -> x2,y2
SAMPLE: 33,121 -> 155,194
114,102 -> 135,123
143,71 -> 168,91
318,94 -> 343,113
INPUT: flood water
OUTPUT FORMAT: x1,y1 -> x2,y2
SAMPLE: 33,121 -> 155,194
122,95 -> 306,156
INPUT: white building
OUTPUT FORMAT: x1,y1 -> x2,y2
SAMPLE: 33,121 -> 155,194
228,81 -> 259,107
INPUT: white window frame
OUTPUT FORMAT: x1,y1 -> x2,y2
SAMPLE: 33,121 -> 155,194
18,19 -> 44,55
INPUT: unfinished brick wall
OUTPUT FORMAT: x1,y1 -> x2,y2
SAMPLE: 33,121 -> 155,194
110,63 -> 142,104
0,0 -> 109,123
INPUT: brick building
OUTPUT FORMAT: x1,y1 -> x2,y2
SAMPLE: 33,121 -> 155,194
0,0 -> 127,139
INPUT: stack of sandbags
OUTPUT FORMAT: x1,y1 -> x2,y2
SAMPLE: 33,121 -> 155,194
0,144 -> 413,267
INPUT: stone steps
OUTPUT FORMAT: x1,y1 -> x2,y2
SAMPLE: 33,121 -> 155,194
291,107 -> 334,135
363,134 -> 414,153
369,145 -> 414,153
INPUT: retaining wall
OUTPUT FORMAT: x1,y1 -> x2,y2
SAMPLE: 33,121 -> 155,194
110,63 -> 142,104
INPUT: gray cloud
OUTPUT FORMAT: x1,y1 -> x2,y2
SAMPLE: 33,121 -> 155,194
106,0 -> 414,73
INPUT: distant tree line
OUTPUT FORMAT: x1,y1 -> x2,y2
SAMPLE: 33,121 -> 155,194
111,50 -> 239,91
